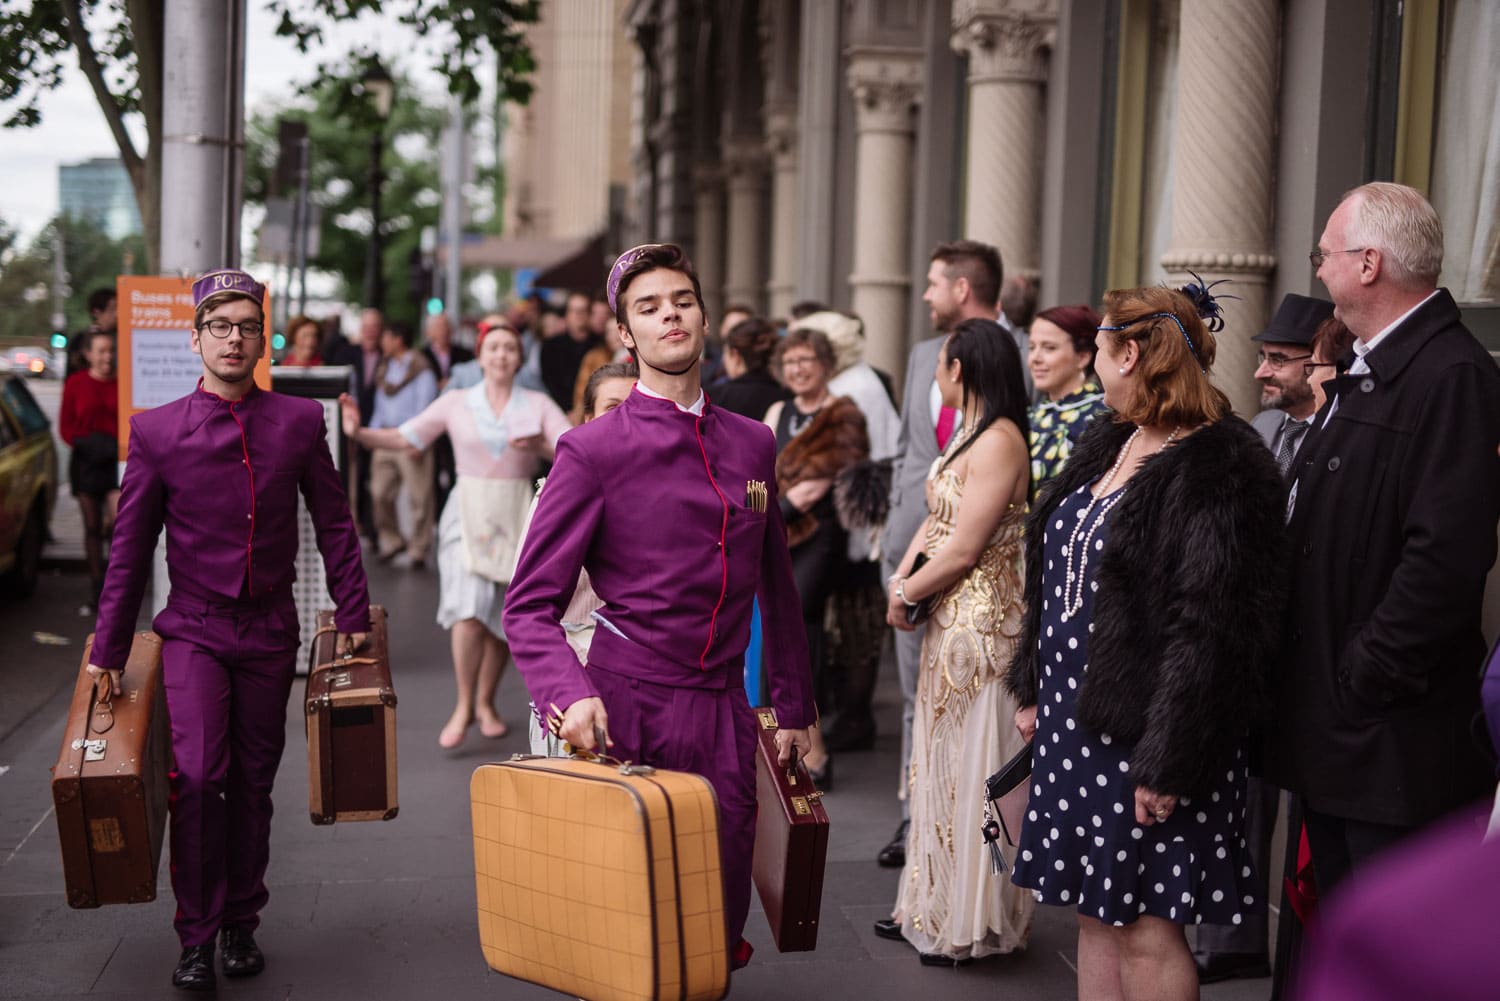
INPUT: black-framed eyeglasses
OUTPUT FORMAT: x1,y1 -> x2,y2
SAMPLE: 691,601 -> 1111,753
1302,360 -> 1338,377
1308,247 -> 1367,268
1256,350 -> 1312,370
198,319 -> 265,340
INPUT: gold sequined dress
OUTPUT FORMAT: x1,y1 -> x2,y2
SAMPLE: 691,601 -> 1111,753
894,449 -> 1035,959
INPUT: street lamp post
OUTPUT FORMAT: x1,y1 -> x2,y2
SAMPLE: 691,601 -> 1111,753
361,59 -> 395,311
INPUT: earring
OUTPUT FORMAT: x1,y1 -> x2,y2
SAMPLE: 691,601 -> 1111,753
1118,366 -> 1126,375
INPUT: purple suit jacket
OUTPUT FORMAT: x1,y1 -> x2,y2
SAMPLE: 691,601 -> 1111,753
92,384 -> 369,671
503,389 -> 816,729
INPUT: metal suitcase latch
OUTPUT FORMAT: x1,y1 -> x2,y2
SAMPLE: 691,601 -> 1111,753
330,672 -> 352,688
72,738 -> 107,761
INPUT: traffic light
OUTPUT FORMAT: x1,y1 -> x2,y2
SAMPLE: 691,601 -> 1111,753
272,332 -> 287,351
50,332 -> 68,349
425,297 -> 444,316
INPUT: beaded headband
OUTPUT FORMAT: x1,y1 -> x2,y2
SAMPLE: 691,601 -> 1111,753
1098,272 -> 1236,373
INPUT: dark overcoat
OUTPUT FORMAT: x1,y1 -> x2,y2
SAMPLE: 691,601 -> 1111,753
1262,289 -> 1500,826
1006,415 -> 1287,798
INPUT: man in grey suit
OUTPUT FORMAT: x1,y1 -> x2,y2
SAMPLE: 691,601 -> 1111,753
1195,291 -> 1332,985
875,240 -> 1005,868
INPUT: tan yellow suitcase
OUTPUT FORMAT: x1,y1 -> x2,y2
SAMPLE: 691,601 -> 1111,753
471,755 -> 729,1001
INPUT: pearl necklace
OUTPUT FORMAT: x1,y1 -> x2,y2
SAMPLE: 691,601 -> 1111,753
1061,426 -> 1179,619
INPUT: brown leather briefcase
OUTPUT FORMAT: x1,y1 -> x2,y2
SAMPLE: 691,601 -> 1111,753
51,631 -> 171,908
304,605 -> 397,824
471,754 -> 730,1001
750,706 -> 829,952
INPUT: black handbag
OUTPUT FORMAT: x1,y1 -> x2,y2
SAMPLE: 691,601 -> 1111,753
983,743 -> 1034,848
903,553 -> 939,626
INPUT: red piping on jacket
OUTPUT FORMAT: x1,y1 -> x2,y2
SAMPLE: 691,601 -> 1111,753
694,412 -> 730,669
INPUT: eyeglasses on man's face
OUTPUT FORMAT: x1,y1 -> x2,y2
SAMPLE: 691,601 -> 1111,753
781,355 -> 820,369
198,318 -> 265,340
1256,350 -> 1312,370
1308,247 -> 1367,268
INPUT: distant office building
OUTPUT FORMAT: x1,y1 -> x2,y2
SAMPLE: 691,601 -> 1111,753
59,157 -> 142,241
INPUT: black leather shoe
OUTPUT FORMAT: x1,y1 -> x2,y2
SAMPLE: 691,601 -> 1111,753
220,925 -> 266,978
919,952 -> 973,968
171,945 -> 216,991
806,755 -> 833,792
1195,953 -> 1271,984
877,820 -> 908,868
873,918 -> 905,941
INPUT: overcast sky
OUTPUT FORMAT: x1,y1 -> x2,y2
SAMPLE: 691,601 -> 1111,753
0,4 -> 456,247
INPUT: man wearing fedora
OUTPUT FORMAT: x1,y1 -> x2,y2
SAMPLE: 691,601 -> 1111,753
1248,293 -> 1335,477
87,269 -> 371,992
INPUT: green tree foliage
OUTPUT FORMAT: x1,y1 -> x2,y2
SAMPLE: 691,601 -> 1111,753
244,62 -> 445,324
0,0 -> 539,270
0,213 -> 147,344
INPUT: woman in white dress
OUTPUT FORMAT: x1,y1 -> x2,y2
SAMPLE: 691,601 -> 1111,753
341,321 -> 570,748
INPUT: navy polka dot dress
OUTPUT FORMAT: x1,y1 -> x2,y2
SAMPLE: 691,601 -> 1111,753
1010,485 -> 1262,928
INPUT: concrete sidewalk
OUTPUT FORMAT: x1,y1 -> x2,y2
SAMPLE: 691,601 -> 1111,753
0,558 -> 1277,1000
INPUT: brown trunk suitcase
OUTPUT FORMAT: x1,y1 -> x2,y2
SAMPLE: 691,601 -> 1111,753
750,706 -> 830,952
304,605 -> 397,824
51,631 -> 171,908
471,754 -> 730,1001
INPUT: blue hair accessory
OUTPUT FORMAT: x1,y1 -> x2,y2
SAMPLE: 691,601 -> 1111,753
1176,271 -> 1238,333
1098,310 -> 1207,372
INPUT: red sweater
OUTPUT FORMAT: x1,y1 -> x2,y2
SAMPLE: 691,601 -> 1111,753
60,371 -> 118,445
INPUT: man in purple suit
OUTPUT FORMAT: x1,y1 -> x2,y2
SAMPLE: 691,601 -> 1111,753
86,269 -> 370,992
503,243 -> 816,969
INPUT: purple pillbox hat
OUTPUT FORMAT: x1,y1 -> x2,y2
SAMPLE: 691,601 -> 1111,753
192,268 -> 267,308
606,244 -> 670,314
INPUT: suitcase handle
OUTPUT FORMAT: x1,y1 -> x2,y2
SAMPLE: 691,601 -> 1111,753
89,674 -> 115,736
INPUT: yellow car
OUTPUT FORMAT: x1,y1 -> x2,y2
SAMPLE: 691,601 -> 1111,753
0,374 -> 58,597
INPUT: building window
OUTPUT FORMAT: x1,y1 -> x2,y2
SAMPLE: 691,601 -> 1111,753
1104,0 -> 1180,290
1429,0 -> 1499,304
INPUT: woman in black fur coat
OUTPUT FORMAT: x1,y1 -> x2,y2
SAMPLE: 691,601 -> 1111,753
1005,284 -> 1286,1001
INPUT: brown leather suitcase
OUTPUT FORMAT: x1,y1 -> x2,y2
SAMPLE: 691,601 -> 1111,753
471,754 -> 729,1001
304,605 -> 397,824
750,706 -> 830,952
51,631 -> 171,908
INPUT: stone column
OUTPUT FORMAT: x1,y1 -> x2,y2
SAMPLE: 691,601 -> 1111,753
950,0 -> 1055,280
846,48 -> 924,379
764,105 -> 800,317
1161,0 -> 1279,416
551,0 -> 613,237
722,138 -> 770,312
692,163 -> 727,324
796,0 -> 842,303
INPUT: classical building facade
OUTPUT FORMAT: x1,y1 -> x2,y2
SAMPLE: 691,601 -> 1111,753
507,0 -> 1498,415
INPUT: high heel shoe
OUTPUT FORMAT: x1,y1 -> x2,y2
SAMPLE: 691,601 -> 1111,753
873,918 -> 904,941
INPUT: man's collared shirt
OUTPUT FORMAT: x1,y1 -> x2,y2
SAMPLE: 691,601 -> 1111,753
370,352 -> 437,429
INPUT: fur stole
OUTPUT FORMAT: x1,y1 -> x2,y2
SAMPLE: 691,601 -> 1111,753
776,396 -> 869,548
1005,415 -> 1288,797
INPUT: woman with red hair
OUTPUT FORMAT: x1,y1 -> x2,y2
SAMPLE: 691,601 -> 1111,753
1027,304 -> 1109,498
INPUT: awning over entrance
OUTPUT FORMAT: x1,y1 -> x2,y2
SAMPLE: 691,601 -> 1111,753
438,231 -> 608,292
